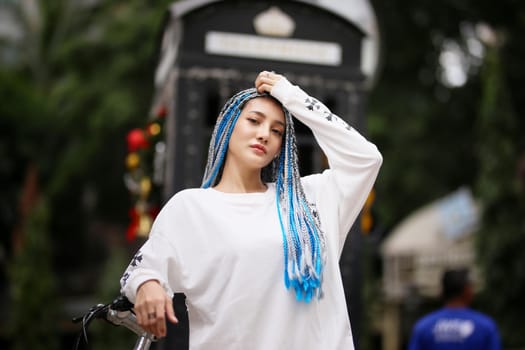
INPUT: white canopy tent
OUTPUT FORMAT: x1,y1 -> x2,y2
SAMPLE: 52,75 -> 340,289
381,187 -> 480,300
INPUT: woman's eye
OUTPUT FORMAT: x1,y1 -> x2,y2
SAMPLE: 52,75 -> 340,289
272,129 -> 283,136
247,118 -> 258,124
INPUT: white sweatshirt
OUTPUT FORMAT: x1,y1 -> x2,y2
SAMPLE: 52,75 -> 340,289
120,78 -> 382,350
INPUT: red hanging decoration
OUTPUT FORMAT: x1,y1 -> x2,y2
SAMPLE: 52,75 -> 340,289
126,128 -> 149,152
156,104 -> 167,118
124,104 -> 167,242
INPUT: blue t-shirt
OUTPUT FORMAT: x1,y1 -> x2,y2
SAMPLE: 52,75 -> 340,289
408,307 -> 501,350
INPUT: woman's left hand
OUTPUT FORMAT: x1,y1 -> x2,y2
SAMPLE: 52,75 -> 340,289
255,70 -> 284,94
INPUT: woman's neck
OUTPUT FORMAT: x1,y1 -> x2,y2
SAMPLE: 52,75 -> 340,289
214,164 -> 266,193
214,181 -> 267,193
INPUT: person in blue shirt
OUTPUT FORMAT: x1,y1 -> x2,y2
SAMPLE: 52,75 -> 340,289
408,268 -> 501,350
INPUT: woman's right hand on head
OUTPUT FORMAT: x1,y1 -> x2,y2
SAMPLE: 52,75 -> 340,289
255,70 -> 284,94
134,279 -> 178,338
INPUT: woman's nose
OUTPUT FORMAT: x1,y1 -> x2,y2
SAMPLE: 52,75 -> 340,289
256,127 -> 270,143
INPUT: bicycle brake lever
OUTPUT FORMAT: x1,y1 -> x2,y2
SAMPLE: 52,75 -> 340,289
111,295 -> 134,311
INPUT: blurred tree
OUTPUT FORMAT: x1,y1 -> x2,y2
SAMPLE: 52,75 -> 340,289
368,0 -> 482,230
0,0 -> 173,347
9,196 -> 59,350
475,39 -> 525,347
367,0 -> 525,348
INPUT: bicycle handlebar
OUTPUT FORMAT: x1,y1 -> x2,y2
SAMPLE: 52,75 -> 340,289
72,295 -> 157,350
106,308 -> 157,341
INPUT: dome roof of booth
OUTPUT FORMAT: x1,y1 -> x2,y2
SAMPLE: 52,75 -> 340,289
168,0 -> 380,87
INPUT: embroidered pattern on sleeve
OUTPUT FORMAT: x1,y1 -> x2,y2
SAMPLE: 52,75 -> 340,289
120,272 -> 131,287
304,98 -> 352,131
130,252 -> 144,267
120,251 -> 144,288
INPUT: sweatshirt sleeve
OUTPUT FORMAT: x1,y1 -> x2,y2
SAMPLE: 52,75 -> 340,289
119,205 -> 181,303
271,78 -> 382,253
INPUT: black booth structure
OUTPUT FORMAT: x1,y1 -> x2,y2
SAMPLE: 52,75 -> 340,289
148,1 -> 380,348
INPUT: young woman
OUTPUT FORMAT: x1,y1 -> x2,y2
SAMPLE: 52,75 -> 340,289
120,71 -> 382,349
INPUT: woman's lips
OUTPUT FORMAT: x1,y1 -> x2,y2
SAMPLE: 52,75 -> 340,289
250,144 -> 267,154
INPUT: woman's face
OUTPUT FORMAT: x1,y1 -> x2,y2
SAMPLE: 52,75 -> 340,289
226,97 -> 286,172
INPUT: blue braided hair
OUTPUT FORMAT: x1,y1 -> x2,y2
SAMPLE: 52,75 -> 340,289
202,88 -> 326,302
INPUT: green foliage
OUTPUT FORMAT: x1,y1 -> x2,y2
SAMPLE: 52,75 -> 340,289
9,197 -> 59,350
367,0 -> 525,348
368,0 -> 481,229
1,0 -> 174,348
475,44 -> 525,347
1,0 -> 174,208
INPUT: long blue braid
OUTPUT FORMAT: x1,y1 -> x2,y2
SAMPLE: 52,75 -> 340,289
202,88 -> 325,302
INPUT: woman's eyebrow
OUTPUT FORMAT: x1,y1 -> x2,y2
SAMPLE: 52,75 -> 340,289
248,110 -> 285,127
274,120 -> 286,128
248,110 -> 266,118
